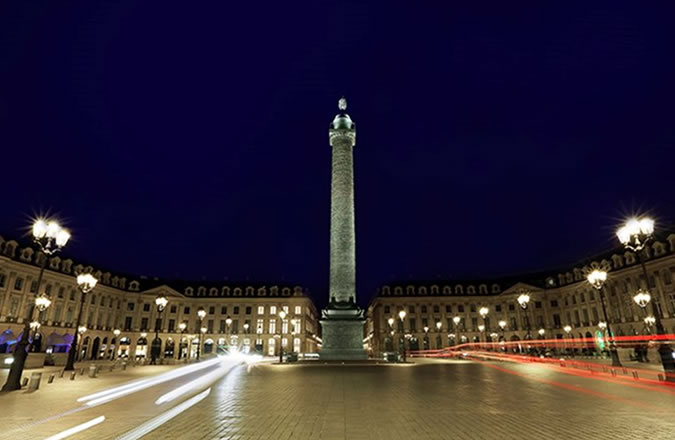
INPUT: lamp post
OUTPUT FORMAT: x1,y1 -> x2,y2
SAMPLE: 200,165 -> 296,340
178,322 -> 187,360
196,307 -> 206,361
77,326 -> 87,361
3,219 -> 70,391
479,307 -> 489,343
498,320 -> 506,351
112,329 -> 121,360
564,325 -> 573,355
435,321 -> 442,349
478,324 -> 485,348
150,295 -> 168,365
617,217 -> 675,378
398,310 -> 407,362
278,310 -> 287,363
587,269 -> 622,367
31,293 -> 51,351
64,273 -> 98,371
423,325 -> 429,350
453,316 -> 461,347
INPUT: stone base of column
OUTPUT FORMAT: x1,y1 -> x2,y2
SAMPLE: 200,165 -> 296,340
320,301 -> 367,360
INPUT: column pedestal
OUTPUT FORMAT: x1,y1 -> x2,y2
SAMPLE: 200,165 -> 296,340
319,300 -> 367,360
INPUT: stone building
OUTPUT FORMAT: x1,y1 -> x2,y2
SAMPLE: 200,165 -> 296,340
0,235 -> 320,365
366,233 -> 675,358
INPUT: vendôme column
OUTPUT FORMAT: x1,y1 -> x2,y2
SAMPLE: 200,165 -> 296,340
320,97 -> 367,360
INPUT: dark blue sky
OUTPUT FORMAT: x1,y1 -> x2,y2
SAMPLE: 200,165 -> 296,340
2,2 -> 675,308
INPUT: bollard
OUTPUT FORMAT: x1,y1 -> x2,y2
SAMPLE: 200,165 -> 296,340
632,371 -> 639,380
622,367 -> 627,375
59,370 -> 65,378
28,372 -> 42,391
88,365 -> 98,378
658,374 -> 664,382
70,371 -> 77,380
79,368 -> 85,376
122,361 -> 127,371
48,374 -> 55,384
21,377 -> 29,387
610,369 -> 616,377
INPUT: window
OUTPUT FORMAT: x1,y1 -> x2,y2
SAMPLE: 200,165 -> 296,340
246,306 -> 252,315
384,305 -> 390,314
232,320 -> 239,333
221,306 -> 227,314
141,317 -> 149,330
100,296 -> 105,306
70,290 -> 75,300
470,304 -> 476,313
65,307 -> 73,323
207,320 -> 214,333
270,306 -> 277,315
550,300 -> 558,307
168,319 -> 175,332
258,306 -> 265,315
91,295 -> 96,305
45,284 -> 52,295
53,304 -> 63,321
13,278 -> 23,291
184,306 -> 191,315
409,318 -> 417,331
508,304 -> 515,311
408,305 -> 415,313
209,306 -> 215,314
421,305 -> 427,313
589,291 -> 594,301
58,287 -> 65,298
269,319 -> 276,334
170,305 -> 177,314
0,273 -> 6,288
294,306 -> 301,315
579,293 -> 585,303
124,316 -> 133,331
143,303 -> 150,312
445,305 -> 451,313
471,317 -> 478,330
220,320 -> 226,333
510,317 -> 517,330
282,306 -> 289,314
458,305 -> 464,313
234,306 -> 240,314
535,301 -> 542,309
256,319 -> 264,334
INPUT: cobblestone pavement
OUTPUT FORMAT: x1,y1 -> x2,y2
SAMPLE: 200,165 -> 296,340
148,359 -> 675,440
2,358 -> 675,439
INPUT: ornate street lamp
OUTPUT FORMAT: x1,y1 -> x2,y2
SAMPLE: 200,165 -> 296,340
64,273 -> 98,371
278,310 -> 287,363
617,216 -> 674,378
3,219 -> 70,391
435,321 -> 442,349
644,315 -> 656,331
516,291 -> 532,339
150,295 -> 169,365
398,310 -> 407,362
178,322 -> 187,360
563,325 -> 572,354
586,267 -> 622,367
479,306 -> 489,343
196,307 -> 206,361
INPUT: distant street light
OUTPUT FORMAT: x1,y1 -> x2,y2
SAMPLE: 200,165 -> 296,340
398,310 -> 407,362
178,322 -> 187,360
112,329 -> 121,360
278,310 -> 287,363
617,216 -> 675,379
3,219 -> 70,391
65,273 -> 98,371
453,316 -> 462,347
196,307 -> 207,361
587,268 -> 622,367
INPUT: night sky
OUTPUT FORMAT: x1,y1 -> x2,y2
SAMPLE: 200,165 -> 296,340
2,2 -> 675,308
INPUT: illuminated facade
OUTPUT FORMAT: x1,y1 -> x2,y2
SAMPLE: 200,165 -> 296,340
366,234 -> 675,358
0,235 -> 320,365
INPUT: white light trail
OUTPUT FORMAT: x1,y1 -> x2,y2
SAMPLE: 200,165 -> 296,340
116,388 -> 211,440
44,415 -> 105,440
155,359 -> 240,405
78,357 -> 222,407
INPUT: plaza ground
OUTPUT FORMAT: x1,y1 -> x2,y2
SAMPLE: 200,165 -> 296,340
1,358 -> 675,439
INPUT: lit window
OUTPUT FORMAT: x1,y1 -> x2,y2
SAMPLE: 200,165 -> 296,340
282,320 -> 289,334
294,306 -> 302,315
269,319 -> 276,334
258,306 -> 265,314
257,319 -> 264,334
270,306 -> 277,315
283,305 -> 289,314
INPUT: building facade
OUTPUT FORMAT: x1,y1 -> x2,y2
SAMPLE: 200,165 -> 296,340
0,235 -> 320,364
366,234 -> 675,358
